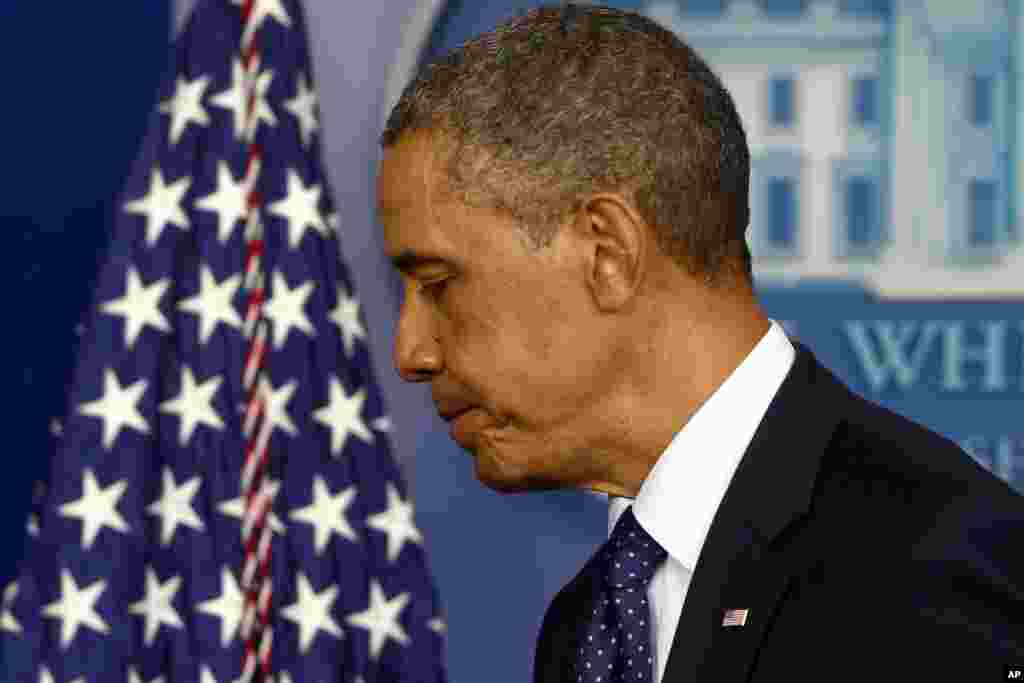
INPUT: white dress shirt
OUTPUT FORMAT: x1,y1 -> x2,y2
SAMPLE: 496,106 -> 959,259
607,319 -> 795,683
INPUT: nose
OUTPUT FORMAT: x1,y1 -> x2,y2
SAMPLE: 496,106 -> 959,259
393,299 -> 441,383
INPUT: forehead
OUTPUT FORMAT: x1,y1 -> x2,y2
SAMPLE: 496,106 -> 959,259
376,131 -> 537,272
378,133 -> 438,237
377,129 -> 451,214
377,131 -> 470,268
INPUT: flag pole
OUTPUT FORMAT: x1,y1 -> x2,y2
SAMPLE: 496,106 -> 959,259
237,0 -> 274,681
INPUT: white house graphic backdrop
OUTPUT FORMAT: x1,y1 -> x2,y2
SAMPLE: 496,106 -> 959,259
645,0 -> 1023,297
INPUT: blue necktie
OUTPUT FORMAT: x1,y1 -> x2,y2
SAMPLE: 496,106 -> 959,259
575,505 -> 668,682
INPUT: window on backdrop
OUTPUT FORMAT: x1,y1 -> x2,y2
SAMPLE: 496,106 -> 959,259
968,74 -> 993,127
766,177 -> 798,249
769,76 -> 796,128
851,76 -> 878,127
968,179 -> 998,246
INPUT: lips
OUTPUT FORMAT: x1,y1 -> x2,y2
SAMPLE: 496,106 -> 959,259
448,408 -> 481,444
436,401 -> 475,423
447,408 -> 472,423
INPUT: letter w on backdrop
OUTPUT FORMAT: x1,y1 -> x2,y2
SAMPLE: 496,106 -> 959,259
0,0 -> 448,681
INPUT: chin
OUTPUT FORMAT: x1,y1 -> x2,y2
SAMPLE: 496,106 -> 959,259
473,453 -> 565,494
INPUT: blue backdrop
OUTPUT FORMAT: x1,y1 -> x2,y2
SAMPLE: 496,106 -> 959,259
1,3 -> 171,585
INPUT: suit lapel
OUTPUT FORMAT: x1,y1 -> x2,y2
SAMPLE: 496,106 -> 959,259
661,341 -> 846,681
534,550 -> 603,683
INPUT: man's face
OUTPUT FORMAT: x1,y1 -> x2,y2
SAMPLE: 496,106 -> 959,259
377,131 -> 631,493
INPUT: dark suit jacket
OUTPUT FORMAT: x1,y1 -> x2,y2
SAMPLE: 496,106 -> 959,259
535,341 -> 1024,682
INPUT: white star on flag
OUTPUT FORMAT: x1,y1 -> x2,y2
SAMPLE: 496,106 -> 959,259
199,665 -> 241,683
313,377 -> 373,457
159,365 -> 225,446
197,566 -> 245,648
146,467 -> 204,546
129,567 -> 184,646
128,667 -> 165,683
288,475 -> 358,555
268,169 -> 328,249
58,468 -> 130,550
26,514 -> 39,537
429,617 -> 446,634
280,572 -> 343,655
284,73 -> 318,148
329,288 -> 367,359
264,271 -> 315,348
99,267 -> 171,349
366,482 -> 423,563
1,581 -> 21,635
78,368 -> 149,450
195,160 -> 249,243
217,477 -> 286,535
177,264 -> 243,345
210,56 -> 277,140
345,579 -> 411,660
260,376 -> 300,437
40,668 -> 84,683
123,167 -> 191,246
41,569 -> 109,649
158,74 -> 211,146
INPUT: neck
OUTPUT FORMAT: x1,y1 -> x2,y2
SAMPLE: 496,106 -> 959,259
578,293 -> 771,498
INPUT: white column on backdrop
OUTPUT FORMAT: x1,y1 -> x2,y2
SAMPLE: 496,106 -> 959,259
890,0 -> 949,267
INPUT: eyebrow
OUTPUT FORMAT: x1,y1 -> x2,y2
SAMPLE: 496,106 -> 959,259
390,249 -> 452,274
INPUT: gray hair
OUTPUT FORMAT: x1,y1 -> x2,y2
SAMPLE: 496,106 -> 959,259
380,3 -> 752,288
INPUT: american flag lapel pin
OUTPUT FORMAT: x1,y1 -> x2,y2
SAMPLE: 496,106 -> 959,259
722,608 -> 749,627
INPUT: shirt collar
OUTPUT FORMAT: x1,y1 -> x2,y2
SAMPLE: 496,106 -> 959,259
609,319 -> 795,571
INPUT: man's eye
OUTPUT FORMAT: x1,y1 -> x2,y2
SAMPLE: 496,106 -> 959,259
419,278 -> 450,297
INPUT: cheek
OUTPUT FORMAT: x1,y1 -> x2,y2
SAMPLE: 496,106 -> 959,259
445,276 -> 605,416
442,288 -> 545,385
451,298 -> 536,373
494,300 -> 599,406
523,286 -> 591,367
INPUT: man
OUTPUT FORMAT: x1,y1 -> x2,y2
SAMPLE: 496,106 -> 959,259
375,4 -> 1024,681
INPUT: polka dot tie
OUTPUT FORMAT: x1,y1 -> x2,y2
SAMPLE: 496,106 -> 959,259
575,505 -> 668,683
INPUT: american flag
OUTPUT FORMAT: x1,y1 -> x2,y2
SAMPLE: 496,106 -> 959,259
721,608 -> 749,628
0,1 -> 448,681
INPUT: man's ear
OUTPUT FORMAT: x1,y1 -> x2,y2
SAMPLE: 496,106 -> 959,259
575,193 -> 647,313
